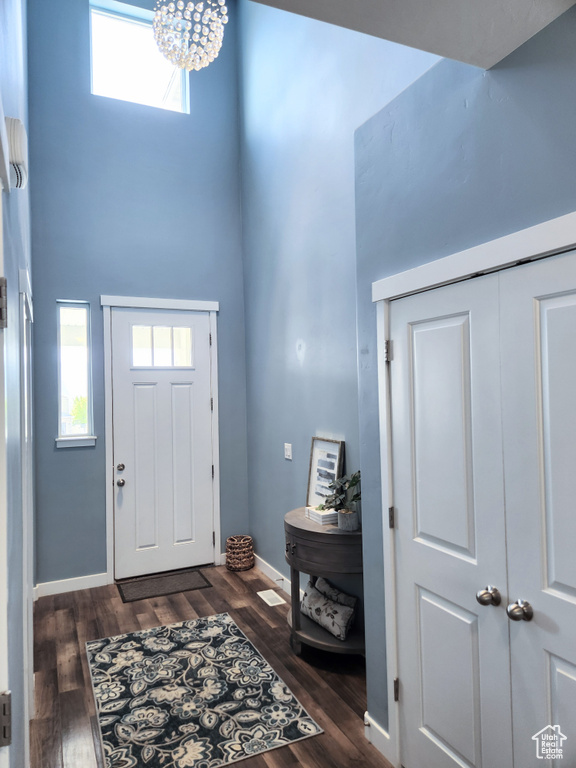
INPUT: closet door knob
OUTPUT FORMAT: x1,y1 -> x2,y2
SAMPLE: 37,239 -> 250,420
506,600 -> 533,621
476,586 -> 501,606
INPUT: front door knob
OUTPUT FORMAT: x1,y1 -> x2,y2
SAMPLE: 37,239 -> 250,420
117,478 -> 126,487
117,463 -> 125,471
506,599 -> 533,621
476,586 -> 501,606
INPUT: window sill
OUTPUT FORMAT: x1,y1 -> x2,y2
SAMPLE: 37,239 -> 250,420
55,435 -> 97,449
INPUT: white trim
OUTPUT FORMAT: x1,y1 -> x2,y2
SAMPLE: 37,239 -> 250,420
34,571 -> 111,600
254,554 -> 293,598
55,435 -> 97,448
103,298 -> 221,580
19,268 -> 33,320
209,311 -> 222,564
375,300 -> 401,768
370,210 -> 576,768
103,304 -> 115,583
100,295 -> 219,312
0,192 -> 9,768
372,211 -> 576,303
0,97 -> 10,193
19,276 -> 35,757
364,712 -> 394,761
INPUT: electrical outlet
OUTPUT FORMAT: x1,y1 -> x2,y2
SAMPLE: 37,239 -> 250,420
284,443 -> 292,460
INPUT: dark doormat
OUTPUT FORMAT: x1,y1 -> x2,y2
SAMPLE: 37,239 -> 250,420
116,567 -> 211,602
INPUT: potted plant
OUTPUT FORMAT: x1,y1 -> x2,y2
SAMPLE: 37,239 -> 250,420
317,470 -> 361,531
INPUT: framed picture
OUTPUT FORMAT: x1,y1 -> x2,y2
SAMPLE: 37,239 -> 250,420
306,437 -> 344,509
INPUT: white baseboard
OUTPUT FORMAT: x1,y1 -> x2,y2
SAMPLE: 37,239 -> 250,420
32,555 -> 294,600
254,553 -> 292,597
364,711 -> 398,767
34,571 -> 111,600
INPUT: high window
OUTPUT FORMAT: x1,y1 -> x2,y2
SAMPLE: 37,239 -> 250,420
90,0 -> 190,113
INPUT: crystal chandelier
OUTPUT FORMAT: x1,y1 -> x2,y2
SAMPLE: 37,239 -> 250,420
153,0 -> 228,72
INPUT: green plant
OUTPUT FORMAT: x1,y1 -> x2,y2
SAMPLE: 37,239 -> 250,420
317,470 -> 361,511
71,395 -> 88,426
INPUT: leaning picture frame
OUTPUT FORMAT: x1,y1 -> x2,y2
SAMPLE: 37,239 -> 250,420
306,437 -> 344,509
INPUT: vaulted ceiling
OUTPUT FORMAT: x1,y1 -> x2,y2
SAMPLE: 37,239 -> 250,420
251,0 -> 576,69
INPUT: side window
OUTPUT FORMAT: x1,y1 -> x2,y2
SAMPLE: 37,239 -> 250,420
57,302 -> 94,445
90,0 -> 190,113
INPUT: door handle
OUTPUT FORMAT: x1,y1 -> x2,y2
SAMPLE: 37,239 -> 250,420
506,599 -> 533,622
476,585 -> 502,606
117,478 -> 126,487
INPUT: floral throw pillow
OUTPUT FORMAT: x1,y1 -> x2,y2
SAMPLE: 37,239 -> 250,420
300,581 -> 355,641
314,577 -> 357,609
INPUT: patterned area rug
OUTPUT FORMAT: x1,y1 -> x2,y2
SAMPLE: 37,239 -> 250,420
87,613 -> 322,768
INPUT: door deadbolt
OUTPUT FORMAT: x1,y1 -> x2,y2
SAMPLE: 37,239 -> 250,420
476,586 -> 502,606
117,463 -> 125,471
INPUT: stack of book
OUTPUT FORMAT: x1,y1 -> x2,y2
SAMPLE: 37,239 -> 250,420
305,507 -> 337,525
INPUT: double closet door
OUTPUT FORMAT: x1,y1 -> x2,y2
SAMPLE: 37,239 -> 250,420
390,251 -> 576,768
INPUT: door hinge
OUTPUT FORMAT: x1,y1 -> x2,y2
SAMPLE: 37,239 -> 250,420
0,277 -> 7,330
388,506 -> 395,529
393,678 -> 400,702
384,339 -> 393,362
0,691 -> 12,747
212,465 -> 214,479
213,531 -> 216,546
211,397 -> 213,412
209,333 -> 212,346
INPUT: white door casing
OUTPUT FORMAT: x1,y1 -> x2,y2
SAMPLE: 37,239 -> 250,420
0,189 -> 9,768
103,298 -> 220,580
383,250 -> 576,767
19,269 -> 34,765
370,211 -> 576,768
391,275 -> 513,768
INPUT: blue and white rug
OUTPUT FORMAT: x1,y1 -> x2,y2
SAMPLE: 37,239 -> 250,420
87,612 -> 322,768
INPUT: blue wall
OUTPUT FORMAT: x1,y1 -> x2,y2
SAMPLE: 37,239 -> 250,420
355,7 -> 576,728
28,0 -> 249,583
238,0 -> 438,722
1,0 -> 31,764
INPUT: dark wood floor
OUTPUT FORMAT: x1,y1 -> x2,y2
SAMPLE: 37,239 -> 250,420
31,565 -> 393,768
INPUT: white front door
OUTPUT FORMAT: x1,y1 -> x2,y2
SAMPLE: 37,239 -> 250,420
112,307 -> 215,579
500,253 -> 576,765
391,251 -> 576,767
391,274 -> 513,768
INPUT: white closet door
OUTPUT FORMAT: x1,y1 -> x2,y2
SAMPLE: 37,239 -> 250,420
500,252 -> 576,766
391,274 -> 513,768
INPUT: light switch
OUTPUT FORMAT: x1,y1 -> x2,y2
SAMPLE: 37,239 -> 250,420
284,443 -> 292,460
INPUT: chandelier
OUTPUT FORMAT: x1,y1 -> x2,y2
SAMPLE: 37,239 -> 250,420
153,0 -> 228,72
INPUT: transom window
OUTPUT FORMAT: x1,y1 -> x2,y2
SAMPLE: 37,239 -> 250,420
132,325 -> 193,367
90,0 -> 190,113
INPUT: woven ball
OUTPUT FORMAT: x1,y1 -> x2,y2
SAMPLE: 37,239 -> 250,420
225,534 -> 254,571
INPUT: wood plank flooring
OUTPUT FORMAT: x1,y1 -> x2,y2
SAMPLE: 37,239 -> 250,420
31,565 -> 393,768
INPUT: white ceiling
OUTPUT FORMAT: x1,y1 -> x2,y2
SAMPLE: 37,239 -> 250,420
250,0 -> 575,69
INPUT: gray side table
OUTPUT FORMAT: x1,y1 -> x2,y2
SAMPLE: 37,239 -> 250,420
284,507 -> 364,655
